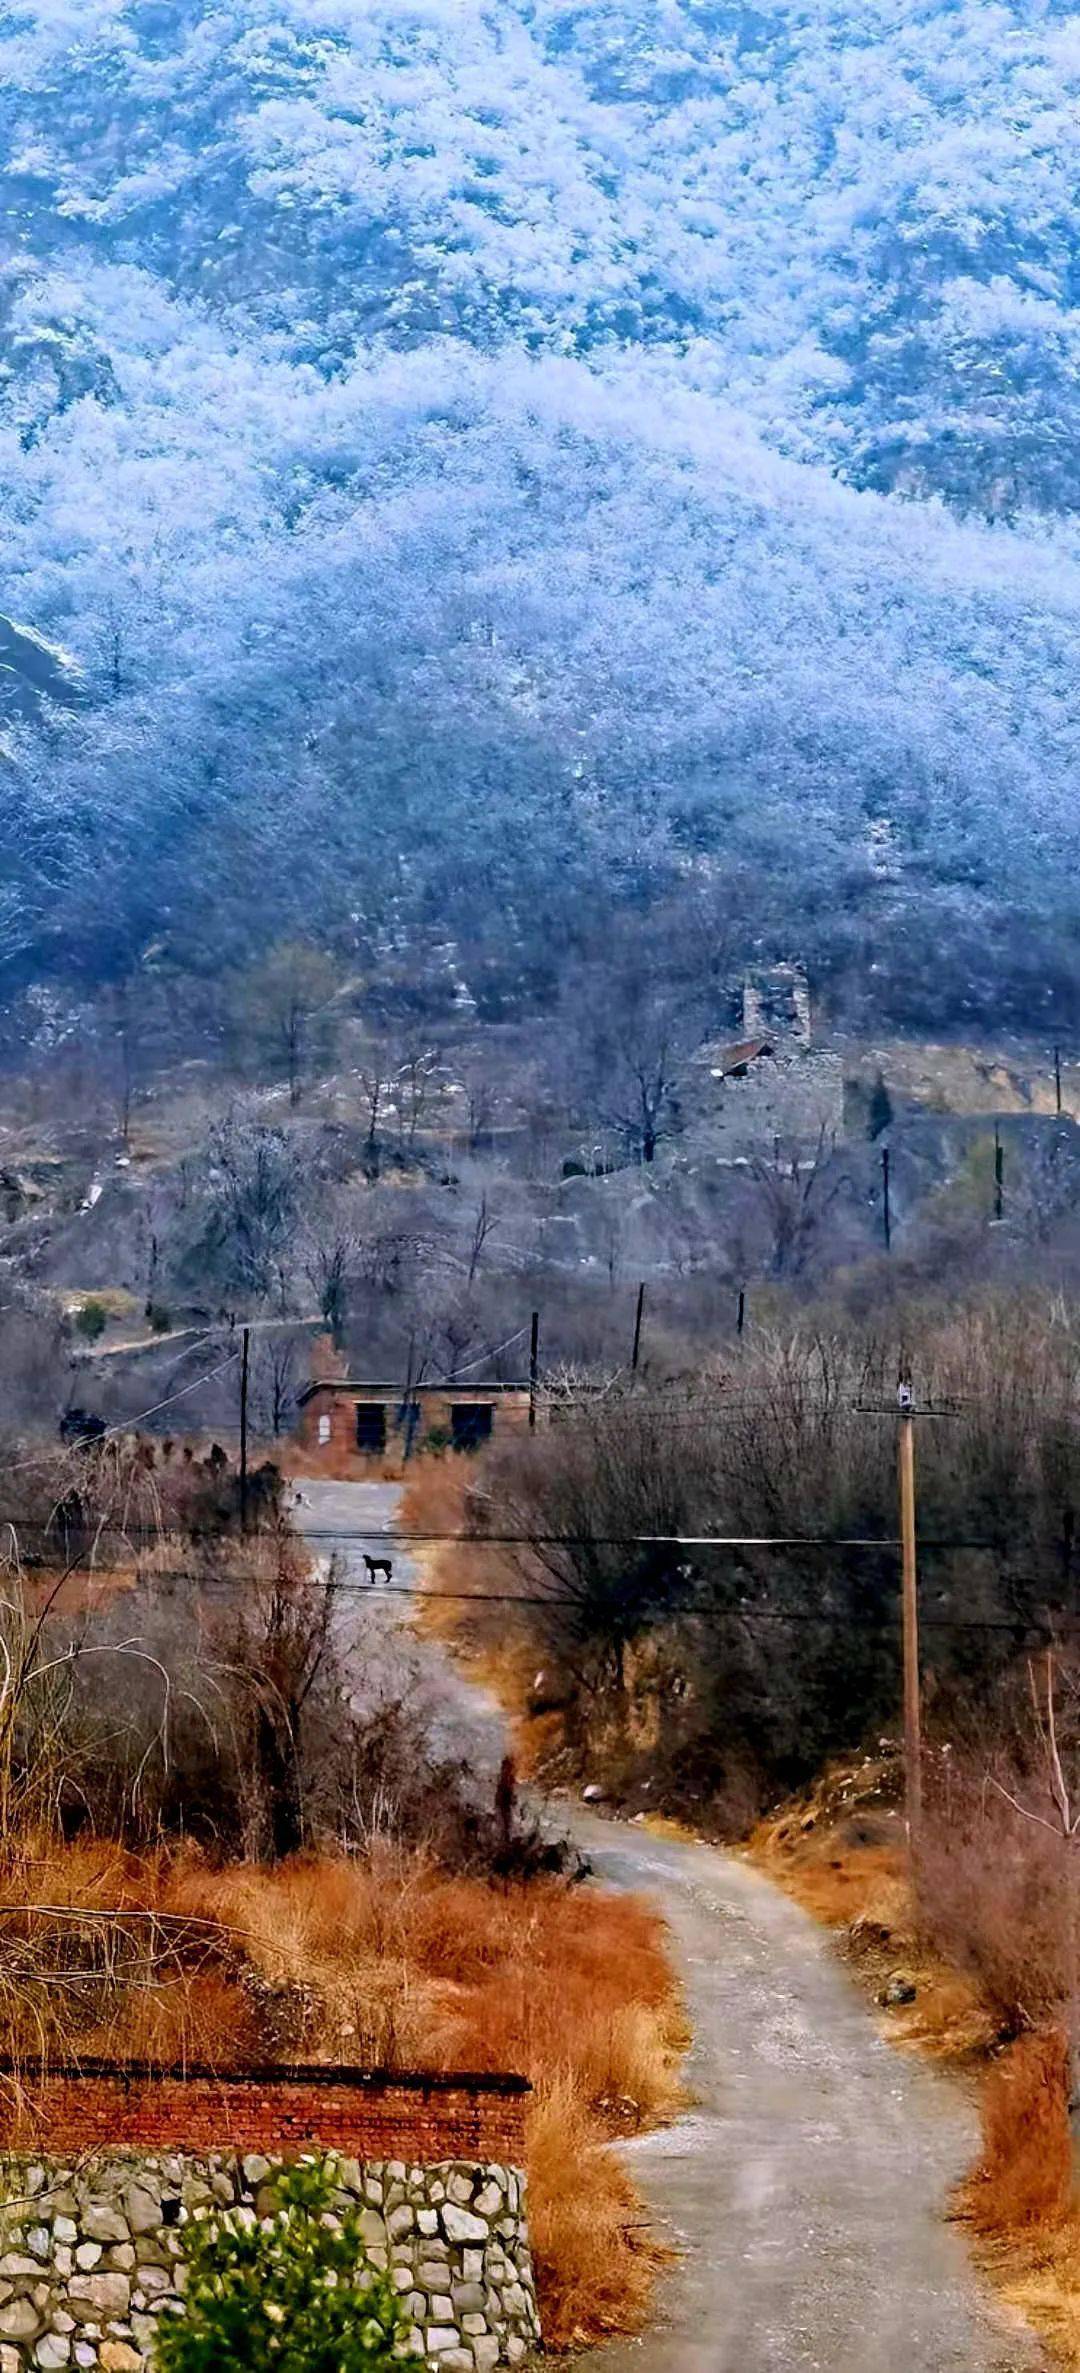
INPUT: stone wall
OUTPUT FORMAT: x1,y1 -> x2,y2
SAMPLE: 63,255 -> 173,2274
0,2151 -> 540,2373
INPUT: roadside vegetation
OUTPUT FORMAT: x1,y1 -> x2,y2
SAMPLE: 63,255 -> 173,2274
0,1433 -> 683,2351
753,1743 -> 1080,2370
406,1294 -> 1080,1820
407,1291 -> 1080,2364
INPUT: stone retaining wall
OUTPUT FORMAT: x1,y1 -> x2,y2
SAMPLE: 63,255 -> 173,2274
0,2151 -> 540,2372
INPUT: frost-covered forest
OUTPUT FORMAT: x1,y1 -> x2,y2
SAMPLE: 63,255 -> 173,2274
1,0 -> 1078,1018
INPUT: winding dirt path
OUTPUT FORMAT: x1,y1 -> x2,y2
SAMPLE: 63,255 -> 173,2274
297,1480 -> 1042,2373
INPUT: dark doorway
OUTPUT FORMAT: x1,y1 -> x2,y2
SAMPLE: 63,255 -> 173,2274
355,1403 -> 388,1453
451,1403 -> 494,1452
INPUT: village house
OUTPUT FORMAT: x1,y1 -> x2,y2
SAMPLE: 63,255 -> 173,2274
297,1375 -> 539,1464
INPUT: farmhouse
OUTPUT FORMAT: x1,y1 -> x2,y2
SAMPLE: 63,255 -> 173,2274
298,1375 -> 537,1464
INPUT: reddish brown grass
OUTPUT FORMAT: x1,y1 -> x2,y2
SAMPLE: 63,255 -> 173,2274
527,2076 -> 670,2348
0,1833 -> 685,2349
961,2031 -> 1073,2237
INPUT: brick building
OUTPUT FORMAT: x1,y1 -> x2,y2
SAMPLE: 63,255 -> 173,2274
297,1376 -> 537,1464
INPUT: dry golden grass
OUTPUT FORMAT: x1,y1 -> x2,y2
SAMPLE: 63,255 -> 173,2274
961,2032 -> 1073,2237
0,1832 -> 685,2349
954,2033 -> 1080,2372
527,2076 -> 670,2348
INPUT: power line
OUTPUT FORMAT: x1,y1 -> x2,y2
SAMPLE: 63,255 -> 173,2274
10,1563 -> 1079,1632
0,1524 -> 1023,1550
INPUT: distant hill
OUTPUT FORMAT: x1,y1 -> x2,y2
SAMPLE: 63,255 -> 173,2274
0,1 -> 1077,996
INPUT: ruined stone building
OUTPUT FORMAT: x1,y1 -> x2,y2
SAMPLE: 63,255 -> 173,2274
689,964 -> 844,1162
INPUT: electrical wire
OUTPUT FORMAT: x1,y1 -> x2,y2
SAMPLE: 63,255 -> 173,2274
0,1523 -> 1021,1550
11,1563 -> 1080,1633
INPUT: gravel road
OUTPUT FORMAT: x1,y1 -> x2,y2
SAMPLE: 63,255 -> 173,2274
296,1480 -> 1042,2373
293,1477 -> 506,1778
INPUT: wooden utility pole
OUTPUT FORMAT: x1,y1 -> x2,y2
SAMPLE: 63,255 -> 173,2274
239,1324 -> 251,1534
897,1382 -> 921,1837
993,1125 -> 1004,1222
856,1380 -> 950,1841
882,1145 -> 891,1253
631,1283 -> 646,1373
736,1287 -> 746,1337
1056,1045 -> 1064,1115
529,1310 -> 540,1431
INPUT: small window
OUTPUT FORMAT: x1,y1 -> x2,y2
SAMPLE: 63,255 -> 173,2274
451,1403 -> 494,1452
317,1412 -> 331,1445
355,1403 -> 387,1453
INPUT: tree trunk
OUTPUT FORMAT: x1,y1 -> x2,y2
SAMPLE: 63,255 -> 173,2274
256,1705 -> 304,1859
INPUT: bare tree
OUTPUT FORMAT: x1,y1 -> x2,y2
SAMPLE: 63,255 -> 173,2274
394,1041 -> 441,1153
450,1052 -> 498,1153
186,1113 -> 304,1305
230,942 -> 341,1106
356,1068 -> 386,1171
303,1195 -> 372,1347
218,1540 -> 342,1860
562,944 -> 698,1167
749,1130 -> 847,1277
465,1189 -> 501,1286
251,1337 -> 301,1437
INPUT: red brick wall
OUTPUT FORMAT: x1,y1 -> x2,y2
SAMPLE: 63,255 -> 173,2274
0,2064 -> 529,2164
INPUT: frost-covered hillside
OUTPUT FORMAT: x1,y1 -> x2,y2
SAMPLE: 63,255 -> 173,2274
1,0 -> 1078,984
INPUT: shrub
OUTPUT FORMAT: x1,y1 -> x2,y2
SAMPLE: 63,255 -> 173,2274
154,2157 -> 419,2373
962,2030 -> 1073,2236
146,1301 -> 172,1333
74,1299 -> 107,1341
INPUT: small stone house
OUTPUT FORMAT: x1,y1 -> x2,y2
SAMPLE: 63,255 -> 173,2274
297,1378 -> 537,1464
691,964 -> 844,1161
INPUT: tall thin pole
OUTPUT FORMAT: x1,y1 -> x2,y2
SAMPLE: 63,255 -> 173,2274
529,1310 -> 540,1431
239,1324 -> 251,1534
882,1145 -> 891,1253
631,1283 -> 646,1373
1056,1045 -> 1063,1115
898,1392 -> 921,1838
737,1287 -> 746,1337
994,1125 -> 1004,1222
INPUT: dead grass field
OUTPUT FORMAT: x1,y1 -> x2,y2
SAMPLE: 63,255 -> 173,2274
0,1832 -> 684,2350
754,1758 -> 1080,2368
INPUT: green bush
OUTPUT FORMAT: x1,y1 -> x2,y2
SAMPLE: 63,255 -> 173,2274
74,1299 -> 108,1341
154,2159 -> 420,2373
